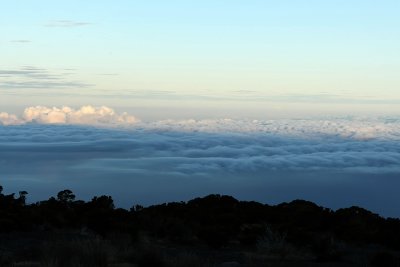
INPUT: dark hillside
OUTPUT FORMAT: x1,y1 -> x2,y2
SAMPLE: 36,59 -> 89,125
0,186 -> 399,267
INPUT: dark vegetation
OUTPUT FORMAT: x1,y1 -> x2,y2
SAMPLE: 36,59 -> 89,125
1,185 -> 400,266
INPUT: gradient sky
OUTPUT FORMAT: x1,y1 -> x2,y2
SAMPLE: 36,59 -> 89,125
1,1 -> 400,216
1,0 -> 400,119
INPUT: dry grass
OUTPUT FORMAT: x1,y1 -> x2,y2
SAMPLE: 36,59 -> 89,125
41,237 -> 109,267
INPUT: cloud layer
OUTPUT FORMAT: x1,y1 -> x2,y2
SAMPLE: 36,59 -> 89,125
145,118 -> 400,140
2,106 -> 400,141
1,107 -> 400,216
1,116 -> 399,174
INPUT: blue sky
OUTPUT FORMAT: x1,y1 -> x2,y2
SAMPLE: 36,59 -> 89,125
1,0 -> 400,119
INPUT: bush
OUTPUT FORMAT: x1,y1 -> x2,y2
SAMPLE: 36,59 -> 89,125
257,226 -> 289,257
41,238 -> 109,267
370,251 -> 398,267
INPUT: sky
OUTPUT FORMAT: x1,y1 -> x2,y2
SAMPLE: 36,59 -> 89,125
1,0 -> 400,119
1,1 -> 400,217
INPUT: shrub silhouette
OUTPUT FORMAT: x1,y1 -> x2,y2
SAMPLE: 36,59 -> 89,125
370,251 -> 398,267
1,183 -> 400,266
57,189 -> 75,204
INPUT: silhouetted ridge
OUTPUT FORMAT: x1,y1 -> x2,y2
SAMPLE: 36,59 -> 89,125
1,186 -> 400,266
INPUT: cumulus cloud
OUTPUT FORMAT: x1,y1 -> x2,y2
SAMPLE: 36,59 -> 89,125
0,106 -> 138,126
0,112 -> 21,126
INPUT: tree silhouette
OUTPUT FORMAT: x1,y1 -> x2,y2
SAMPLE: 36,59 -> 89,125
57,189 -> 76,203
18,191 -> 28,206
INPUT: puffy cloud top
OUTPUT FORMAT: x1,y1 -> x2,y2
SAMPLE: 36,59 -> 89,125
0,112 -> 20,126
1,106 -> 400,141
145,118 -> 400,141
0,106 -> 138,126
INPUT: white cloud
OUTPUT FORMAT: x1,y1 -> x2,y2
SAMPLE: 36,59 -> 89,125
2,107 -> 400,141
2,105 -> 400,149
0,106 -> 138,126
0,112 -> 21,126
145,117 -> 400,140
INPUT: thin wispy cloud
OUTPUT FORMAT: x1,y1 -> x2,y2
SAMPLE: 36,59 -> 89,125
0,66 -> 52,78
52,89 -> 400,105
0,66 -> 91,90
224,91 -> 400,105
97,73 -> 119,76
10,40 -> 31,43
45,20 -> 92,27
270,93 -> 394,104
0,81 -> 90,89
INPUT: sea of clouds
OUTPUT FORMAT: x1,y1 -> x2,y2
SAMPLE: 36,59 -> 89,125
1,106 -> 400,216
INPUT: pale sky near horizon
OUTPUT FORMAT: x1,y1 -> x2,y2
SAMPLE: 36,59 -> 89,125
1,0 -> 399,119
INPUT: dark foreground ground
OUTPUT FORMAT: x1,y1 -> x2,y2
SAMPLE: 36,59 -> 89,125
1,185 -> 400,267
